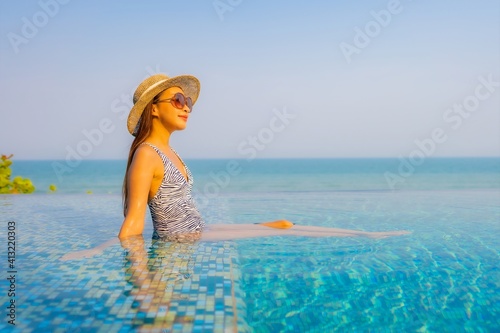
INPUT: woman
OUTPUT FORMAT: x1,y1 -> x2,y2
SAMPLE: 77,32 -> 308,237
118,73 -> 410,242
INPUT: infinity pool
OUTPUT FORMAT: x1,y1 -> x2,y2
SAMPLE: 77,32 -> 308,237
1,189 -> 499,332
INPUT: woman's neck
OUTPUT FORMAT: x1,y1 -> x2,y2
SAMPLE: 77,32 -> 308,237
147,126 -> 172,147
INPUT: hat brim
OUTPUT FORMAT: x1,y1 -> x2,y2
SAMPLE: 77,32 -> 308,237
127,75 -> 200,135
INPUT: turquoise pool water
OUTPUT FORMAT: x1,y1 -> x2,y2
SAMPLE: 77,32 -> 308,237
1,158 -> 499,332
233,190 -> 499,332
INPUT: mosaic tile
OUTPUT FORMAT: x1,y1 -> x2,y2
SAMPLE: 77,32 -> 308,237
0,195 -> 250,332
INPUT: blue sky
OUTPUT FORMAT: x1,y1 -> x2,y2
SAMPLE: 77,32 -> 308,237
0,0 -> 498,159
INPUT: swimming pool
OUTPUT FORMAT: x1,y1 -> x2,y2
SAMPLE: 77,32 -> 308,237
1,188 -> 499,332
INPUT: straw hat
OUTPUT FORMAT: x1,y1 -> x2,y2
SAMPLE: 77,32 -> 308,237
127,73 -> 200,135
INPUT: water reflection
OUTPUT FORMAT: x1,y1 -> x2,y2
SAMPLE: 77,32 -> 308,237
120,236 -> 199,330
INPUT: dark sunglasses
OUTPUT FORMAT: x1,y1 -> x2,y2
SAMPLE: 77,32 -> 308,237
155,92 -> 193,112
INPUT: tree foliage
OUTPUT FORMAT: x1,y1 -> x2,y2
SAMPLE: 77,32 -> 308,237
0,154 -> 35,194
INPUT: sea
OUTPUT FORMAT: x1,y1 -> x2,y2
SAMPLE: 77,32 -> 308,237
10,157 -> 500,195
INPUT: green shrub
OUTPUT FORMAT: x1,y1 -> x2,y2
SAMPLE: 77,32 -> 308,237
0,154 -> 35,194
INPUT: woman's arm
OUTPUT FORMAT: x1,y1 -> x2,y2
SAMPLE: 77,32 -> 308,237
60,146 -> 159,260
60,238 -> 120,260
118,145 -> 158,239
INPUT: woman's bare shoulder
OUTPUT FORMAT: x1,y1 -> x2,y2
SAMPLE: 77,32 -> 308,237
130,144 -> 162,171
133,144 -> 160,161
135,142 -> 155,154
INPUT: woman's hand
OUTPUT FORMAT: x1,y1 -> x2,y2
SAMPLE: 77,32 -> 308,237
257,219 -> 295,229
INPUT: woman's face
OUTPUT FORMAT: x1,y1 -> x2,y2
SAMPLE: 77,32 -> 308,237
152,86 -> 192,132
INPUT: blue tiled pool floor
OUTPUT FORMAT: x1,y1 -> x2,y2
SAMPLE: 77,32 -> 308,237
1,195 -> 250,333
18,241 -> 249,332
1,190 -> 499,332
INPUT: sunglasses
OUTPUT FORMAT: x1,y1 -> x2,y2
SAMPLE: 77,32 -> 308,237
155,92 -> 193,112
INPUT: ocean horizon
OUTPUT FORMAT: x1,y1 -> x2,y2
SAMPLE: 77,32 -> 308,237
8,157 -> 500,195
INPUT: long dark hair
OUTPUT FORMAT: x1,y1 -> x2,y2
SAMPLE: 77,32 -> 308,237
122,95 -> 160,216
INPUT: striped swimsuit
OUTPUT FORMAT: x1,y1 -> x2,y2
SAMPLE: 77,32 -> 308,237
143,143 -> 205,240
